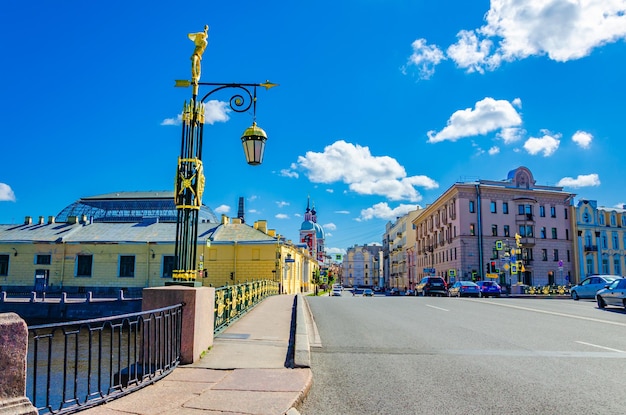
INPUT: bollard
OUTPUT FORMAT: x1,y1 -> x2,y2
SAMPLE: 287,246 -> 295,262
0,292 -> 6,303
86,291 -> 93,303
0,313 -> 38,414
60,292 -> 67,304
29,292 -> 36,303
118,289 -> 125,301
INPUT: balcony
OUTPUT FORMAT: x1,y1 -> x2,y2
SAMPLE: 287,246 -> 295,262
584,245 -> 598,252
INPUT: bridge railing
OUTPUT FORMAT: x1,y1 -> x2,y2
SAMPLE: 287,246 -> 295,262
26,303 -> 183,415
214,280 -> 279,333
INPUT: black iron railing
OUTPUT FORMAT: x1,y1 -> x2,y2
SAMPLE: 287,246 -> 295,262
214,280 -> 279,333
27,304 -> 183,414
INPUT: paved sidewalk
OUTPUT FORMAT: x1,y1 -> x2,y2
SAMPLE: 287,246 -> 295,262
81,294 -> 312,415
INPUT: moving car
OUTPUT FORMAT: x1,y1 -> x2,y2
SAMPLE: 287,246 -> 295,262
363,288 -> 374,297
475,280 -> 502,298
416,276 -> 448,297
448,281 -> 480,297
596,278 -> 626,310
331,288 -> 342,296
570,275 -> 621,300
389,288 -> 401,296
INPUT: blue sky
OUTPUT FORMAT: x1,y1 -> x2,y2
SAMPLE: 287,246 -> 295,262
1,1 -> 626,256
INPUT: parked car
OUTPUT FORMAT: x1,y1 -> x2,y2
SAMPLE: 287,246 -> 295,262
389,288 -> 401,296
416,276 -> 448,297
571,275 -> 621,300
596,278 -> 626,310
476,280 -> 502,298
363,288 -> 374,297
448,281 -> 480,297
405,289 -> 416,296
331,288 -> 342,296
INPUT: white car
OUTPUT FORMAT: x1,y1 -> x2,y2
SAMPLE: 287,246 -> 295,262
331,288 -> 342,296
570,275 -> 621,300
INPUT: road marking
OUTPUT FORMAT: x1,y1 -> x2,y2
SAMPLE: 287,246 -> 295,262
426,305 -> 449,312
476,300 -> 626,327
576,341 -> 626,353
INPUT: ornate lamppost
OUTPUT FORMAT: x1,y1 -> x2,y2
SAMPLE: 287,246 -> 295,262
171,25 -> 277,284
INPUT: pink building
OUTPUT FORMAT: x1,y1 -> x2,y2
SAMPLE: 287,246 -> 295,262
411,167 -> 575,289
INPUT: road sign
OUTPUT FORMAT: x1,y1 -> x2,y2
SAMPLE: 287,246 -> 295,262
448,269 -> 456,277
495,240 -> 503,250
486,273 -> 499,279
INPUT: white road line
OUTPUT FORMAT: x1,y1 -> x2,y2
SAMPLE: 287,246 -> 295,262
477,300 -> 626,327
426,305 -> 449,312
576,341 -> 626,353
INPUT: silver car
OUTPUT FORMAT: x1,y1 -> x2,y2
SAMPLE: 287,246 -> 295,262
570,275 -> 621,300
596,278 -> 626,310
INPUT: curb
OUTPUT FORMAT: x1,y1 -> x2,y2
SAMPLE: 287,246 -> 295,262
293,294 -> 311,368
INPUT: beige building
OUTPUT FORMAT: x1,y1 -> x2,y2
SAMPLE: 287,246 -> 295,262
382,208 -> 423,291
411,167 -> 576,288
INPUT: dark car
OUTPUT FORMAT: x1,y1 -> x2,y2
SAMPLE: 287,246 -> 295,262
389,288 -> 401,296
363,288 -> 374,297
596,278 -> 626,310
448,281 -> 480,297
416,276 -> 448,297
476,280 -> 502,298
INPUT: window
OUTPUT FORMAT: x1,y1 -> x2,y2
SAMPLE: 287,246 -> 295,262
550,206 -> 556,218
611,214 -> 616,226
612,232 -> 619,249
469,201 -> 475,213
564,208 -> 568,220
586,257 -> 594,275
614,256 -> 622,275
518,204 -> 525,215
491,225 -> 498,236
470,224 -> 476,235
540,227 -> 546,239
539,206 -> 545,217
622,215 -> 626,227
490,201 -> 497,213
599,214 -> 605,225
36,254 -> 52,265
542,249 -> 548,261
119,255 -> 135,278
602,255 -> 609,274
553,249 -> 559,261
519,225 -> 534,237
503,225 -> 510,237
163,256 -> 175,278
0,254 -> 8,276
76,254 -> 93,277
551,228 -> 557,239
565,229 -> 569,240
503,202 -> 509,214
567,250 -> 570,262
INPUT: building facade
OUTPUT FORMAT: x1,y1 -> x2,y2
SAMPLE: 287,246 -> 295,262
382,209 -> 422,291
574,199 -> 626,279
411,167 -> 576,288
343,244 -> 383,288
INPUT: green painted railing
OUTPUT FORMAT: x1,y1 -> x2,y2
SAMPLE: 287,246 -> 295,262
214,280 -> 279,333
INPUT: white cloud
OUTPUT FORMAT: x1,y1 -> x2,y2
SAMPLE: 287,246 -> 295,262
161,100 -> 231,126
403,38 -> 446,79
556,173 -> 600,188
427,97 -> 523,143
280,169 -> 299,178
335,210 -> 350,215
407,1 -> 626,77
359,202 -> 420,221
497,127 -> 525,144
326,188 -> 334,193
296,140 -> 438,202
0,183 -> 16,202
572,130 -> 593,149
323,223 -> 337,231
214,205 -> 230,214
523,131 -> 561,156
275,213 -> 289,220
276,201 -> 289,208
488,146 -> 500,155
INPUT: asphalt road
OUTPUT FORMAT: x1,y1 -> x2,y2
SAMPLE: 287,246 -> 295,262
299,294 -> 626,415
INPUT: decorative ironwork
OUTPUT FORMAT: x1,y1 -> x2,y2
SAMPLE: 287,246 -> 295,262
172,26 -> 277,282
214,280 -> 279,333
27,304 -> 183,414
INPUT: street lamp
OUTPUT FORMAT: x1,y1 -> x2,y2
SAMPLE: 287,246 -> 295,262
171,25 -> 277,284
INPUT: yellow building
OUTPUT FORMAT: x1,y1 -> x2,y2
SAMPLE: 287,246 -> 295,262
0,192 -> 317,296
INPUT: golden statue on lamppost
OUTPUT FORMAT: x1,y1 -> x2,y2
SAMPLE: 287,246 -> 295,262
170,26 -> 278,284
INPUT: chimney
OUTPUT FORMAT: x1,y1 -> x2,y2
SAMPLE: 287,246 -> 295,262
221,214 -> 229,225
232,218 -> 242,224
48,216 -> 55,224
67,216 -> 78,224
38,216 -> 45,225
268,229 -> 276,237
255,220 -> 268,234
81,214 -> 88,223
24,216 -> 32,225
